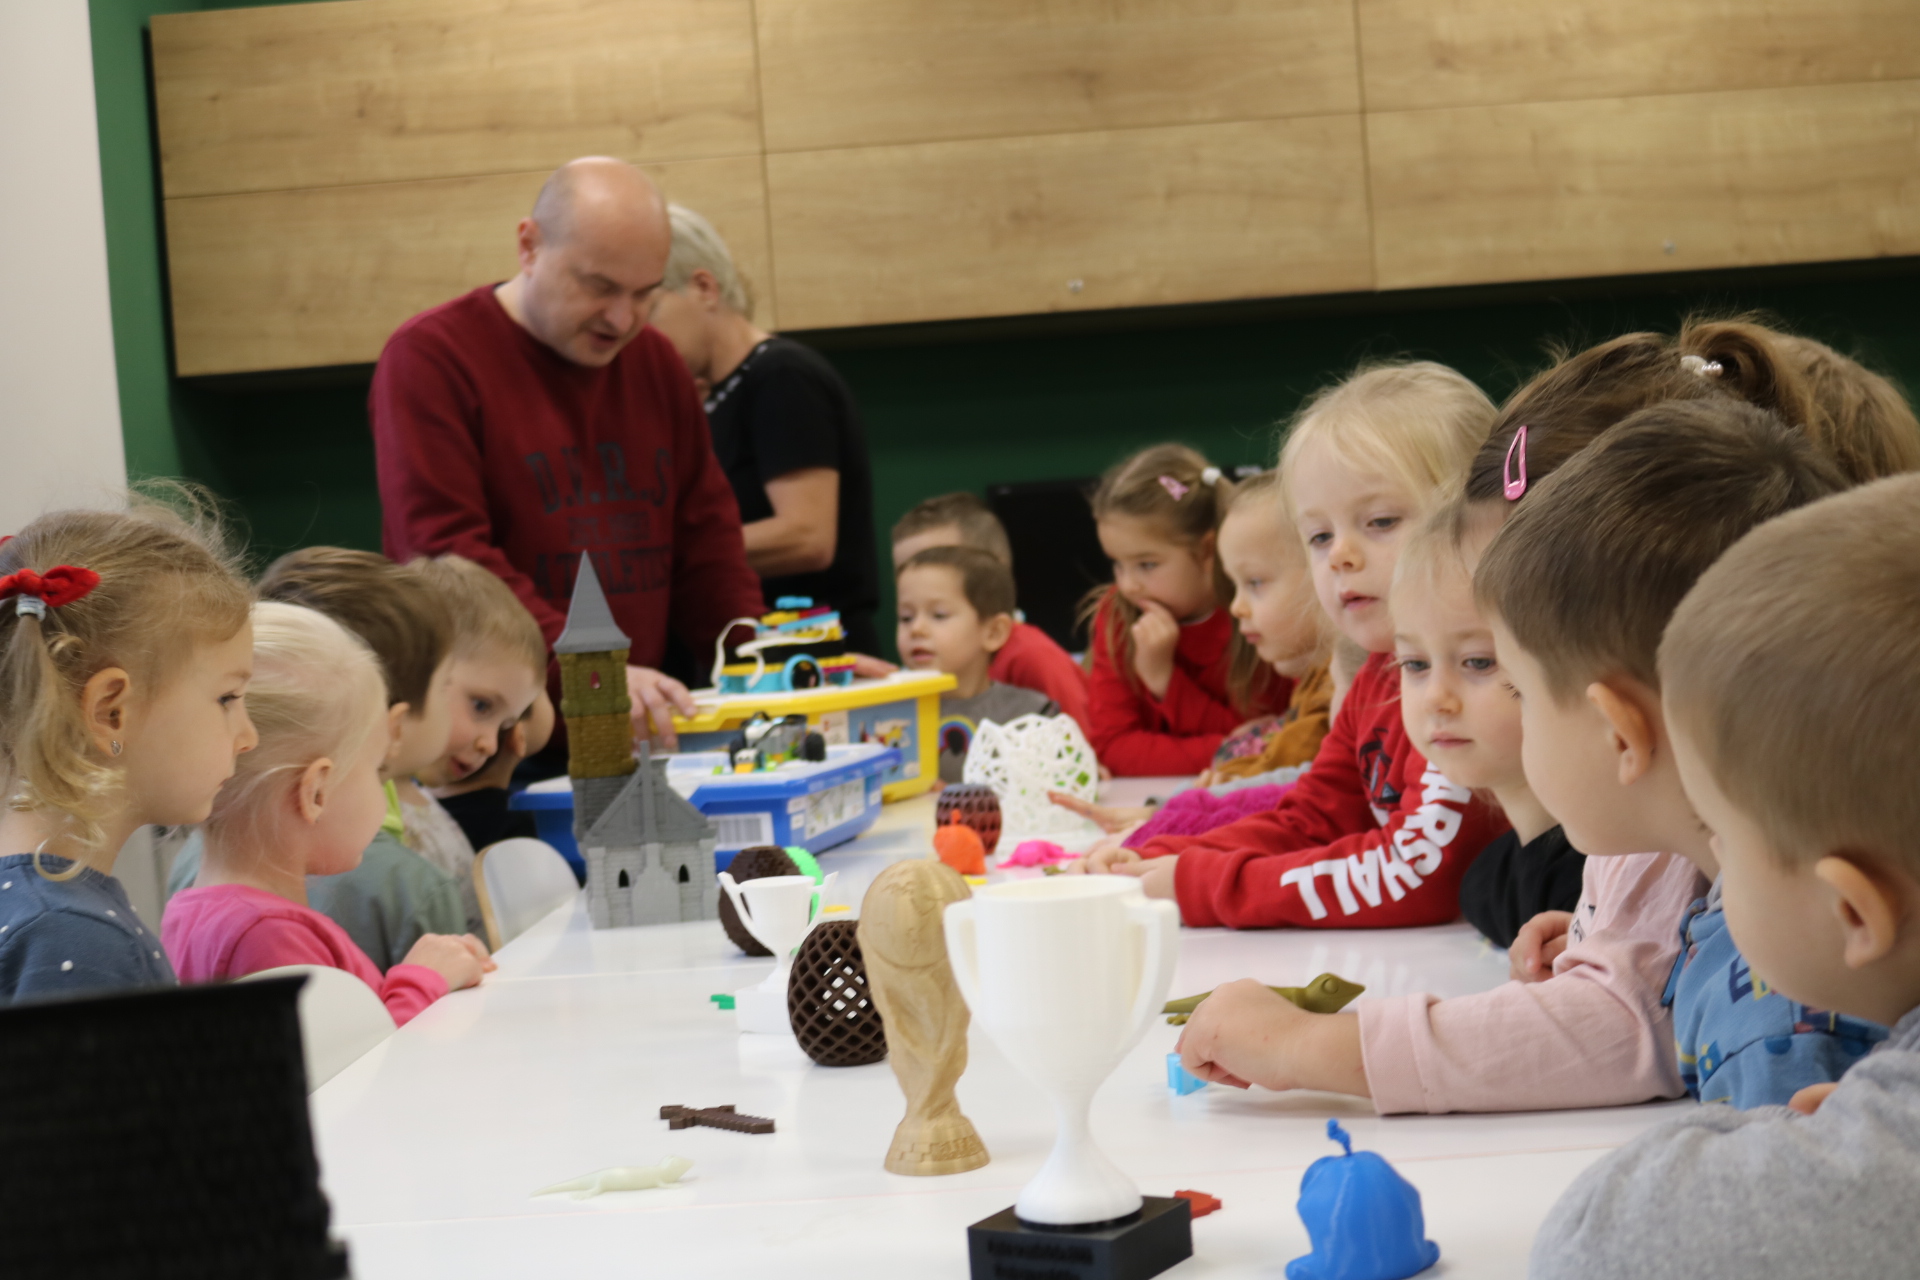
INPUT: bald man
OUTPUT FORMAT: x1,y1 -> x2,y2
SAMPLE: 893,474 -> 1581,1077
370,158 -> 765,747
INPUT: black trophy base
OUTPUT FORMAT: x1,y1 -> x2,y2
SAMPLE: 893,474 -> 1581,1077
967,1196 -> 1193,1280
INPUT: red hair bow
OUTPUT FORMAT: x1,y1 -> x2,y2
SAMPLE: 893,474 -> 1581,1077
0,565 -> 102,610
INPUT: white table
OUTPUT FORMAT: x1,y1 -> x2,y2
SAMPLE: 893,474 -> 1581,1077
312,784 -> 1683,1278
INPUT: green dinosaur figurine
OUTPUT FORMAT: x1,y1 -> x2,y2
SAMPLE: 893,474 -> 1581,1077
1163,972 -> 1364,1024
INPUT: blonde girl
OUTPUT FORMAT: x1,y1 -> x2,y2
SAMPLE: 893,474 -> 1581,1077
1081,444 -> 1291,776
162,603 -> 488,1026
0,499 -> 258,1003
1092,362 -> 1506,934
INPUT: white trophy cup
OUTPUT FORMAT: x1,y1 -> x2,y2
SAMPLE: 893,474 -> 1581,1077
718,871 -> 837,1034
944,877 -> 1180,1226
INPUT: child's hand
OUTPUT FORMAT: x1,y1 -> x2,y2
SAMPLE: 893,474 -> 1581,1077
1509,909 -> 1575,981
1114,856 -> 1176,900
1078,844 -> 1145,875
1788,1082 -> 1839,1115
1047,790 -> 1152,834
403,932 -> 494,991
1129,601 -> 1180,700
1176,979 -> 1369,1096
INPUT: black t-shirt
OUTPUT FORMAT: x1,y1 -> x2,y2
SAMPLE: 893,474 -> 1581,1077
704,337 -> 879,654
1457,824 -> 1587,949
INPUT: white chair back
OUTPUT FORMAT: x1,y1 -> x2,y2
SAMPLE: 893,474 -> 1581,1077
475,838 -> 580,951
240,964 -> 394,1091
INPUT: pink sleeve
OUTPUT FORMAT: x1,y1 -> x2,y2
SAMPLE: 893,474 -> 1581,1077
378,963 -> 451,1027
1357,851 -> 1707,1114
225,915 -> 348,975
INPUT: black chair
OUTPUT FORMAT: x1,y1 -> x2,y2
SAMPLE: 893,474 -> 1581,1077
988,478 -> 1110,655
0,977 -> 348,1280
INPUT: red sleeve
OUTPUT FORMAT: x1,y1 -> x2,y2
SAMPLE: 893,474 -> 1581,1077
990,625 -> 1091,735
370,326 -> 566,640
1171,757 -> 1503,929
224,915 -> 344,975
1084,599 -> 1238,775
378,962 -> 451,1027
657,343 -> 766,658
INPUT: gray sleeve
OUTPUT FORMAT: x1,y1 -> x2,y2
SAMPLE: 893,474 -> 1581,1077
1531,1056 -> 1920,1280
0,911 -> 163,1002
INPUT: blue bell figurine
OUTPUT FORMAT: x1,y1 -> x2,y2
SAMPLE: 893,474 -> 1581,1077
1285,1120 -> 1440,1280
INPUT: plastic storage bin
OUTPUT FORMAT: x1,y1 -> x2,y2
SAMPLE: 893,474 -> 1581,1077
509,743 -> 900,874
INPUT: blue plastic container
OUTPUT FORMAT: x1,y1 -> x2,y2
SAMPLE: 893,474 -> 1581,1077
508,743 -> 900,877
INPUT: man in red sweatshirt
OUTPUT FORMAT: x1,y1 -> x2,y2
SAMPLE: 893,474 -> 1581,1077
370,158 -> 765,746
1113,654 -> 1505,929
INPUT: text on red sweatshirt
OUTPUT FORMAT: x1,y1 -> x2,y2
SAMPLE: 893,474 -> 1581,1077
1143,652 -> 1507,929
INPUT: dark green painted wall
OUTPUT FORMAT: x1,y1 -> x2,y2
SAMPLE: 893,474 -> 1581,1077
90,0 -> 1920,650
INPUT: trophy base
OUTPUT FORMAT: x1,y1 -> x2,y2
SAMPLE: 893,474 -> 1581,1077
967,1196 -> 1192,1280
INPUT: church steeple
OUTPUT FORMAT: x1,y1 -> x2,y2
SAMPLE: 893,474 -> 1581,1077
558,557 -> 637,839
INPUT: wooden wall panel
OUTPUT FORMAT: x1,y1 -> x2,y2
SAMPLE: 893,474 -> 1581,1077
1368,81 -> 1920,291
164,157 -> 772,376
151,0 -> 761,199
755,0 -> 1358,152
1358,0 -> 1920,112
766,117 -> 1372,331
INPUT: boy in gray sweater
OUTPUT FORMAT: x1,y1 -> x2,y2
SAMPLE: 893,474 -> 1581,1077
1530,475 -> 1920,1279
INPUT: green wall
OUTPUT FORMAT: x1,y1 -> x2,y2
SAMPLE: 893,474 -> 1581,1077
90,0 -> 1920,648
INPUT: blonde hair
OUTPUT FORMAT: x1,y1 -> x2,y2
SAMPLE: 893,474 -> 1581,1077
1662,473 -> 1920,875
1217,470 -> 1307,707
408,554 -> 547,679
0,488 -> 251,859
1278,361 -> 1495,524
663,203 -> 752,316
1080,443 -> 1238,703
202,603 -> 388,854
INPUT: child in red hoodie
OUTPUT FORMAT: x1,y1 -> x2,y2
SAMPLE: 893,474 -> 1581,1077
1081,363 -> 1503,928
1081,444 -> 1293,775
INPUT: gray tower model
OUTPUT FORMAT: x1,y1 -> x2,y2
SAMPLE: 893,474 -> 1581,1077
582,744 -> 722,929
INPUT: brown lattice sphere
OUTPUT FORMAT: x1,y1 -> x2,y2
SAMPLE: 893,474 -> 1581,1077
786,920 -> 888,1067
935,784 -> 1002,856
720,846 -> 800,955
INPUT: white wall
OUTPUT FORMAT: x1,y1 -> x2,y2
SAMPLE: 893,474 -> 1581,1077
0,0 -> 129,534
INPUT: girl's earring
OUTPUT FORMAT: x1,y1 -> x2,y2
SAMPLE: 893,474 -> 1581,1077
109,740 -> 122,756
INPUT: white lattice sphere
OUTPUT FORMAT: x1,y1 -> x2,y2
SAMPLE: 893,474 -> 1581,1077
961,713 -> 1099,835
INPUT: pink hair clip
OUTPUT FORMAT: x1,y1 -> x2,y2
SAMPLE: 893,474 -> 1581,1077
1158,475 -> 1191,501
1502,425 -> 1530,501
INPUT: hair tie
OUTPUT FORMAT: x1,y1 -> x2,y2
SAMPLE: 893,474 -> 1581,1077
1200,466 -> 1222,487
1680,354 -> 1724,379
0,565 -> 101,620
1502,425 -> 1530,501
1158,475 -> 1191,501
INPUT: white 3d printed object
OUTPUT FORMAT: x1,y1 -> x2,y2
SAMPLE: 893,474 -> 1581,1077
962,714 -> 1099,836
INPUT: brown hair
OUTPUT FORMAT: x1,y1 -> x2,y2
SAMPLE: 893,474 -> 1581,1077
256,547 -> 453,713
408,554 -> 547,679
1079,443 -> 1236,702
0,489 -> 251,854
897,546 -> 1018,624
1661,473 -> 1920,873
1466,319 -> 1920,505
1216,470 -> 1293,711
1475,400 -> 1846,703
891,493 -> 1014,566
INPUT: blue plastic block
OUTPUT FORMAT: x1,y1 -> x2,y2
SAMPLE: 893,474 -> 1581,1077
1166,1052 -> 1206,1096
1286,1120 -> 1439,1280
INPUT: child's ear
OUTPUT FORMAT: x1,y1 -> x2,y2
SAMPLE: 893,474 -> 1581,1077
981,612 -> 1016,655
1586,678 -> 1661,787
1815,855 -> 1906,970
80,666 -> 133,756
1194,529 -> 1218,569
383,702 -> 410,761
294,758 -> 336,825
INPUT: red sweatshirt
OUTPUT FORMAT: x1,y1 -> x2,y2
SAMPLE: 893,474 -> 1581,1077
1085,596 -> 1290,776
991,622 -> 1090,735
1142,652 -> 1506,929
370,286 -> 765,661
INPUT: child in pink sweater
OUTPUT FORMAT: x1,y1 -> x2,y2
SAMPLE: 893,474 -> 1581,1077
164,602 -> 490,1025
